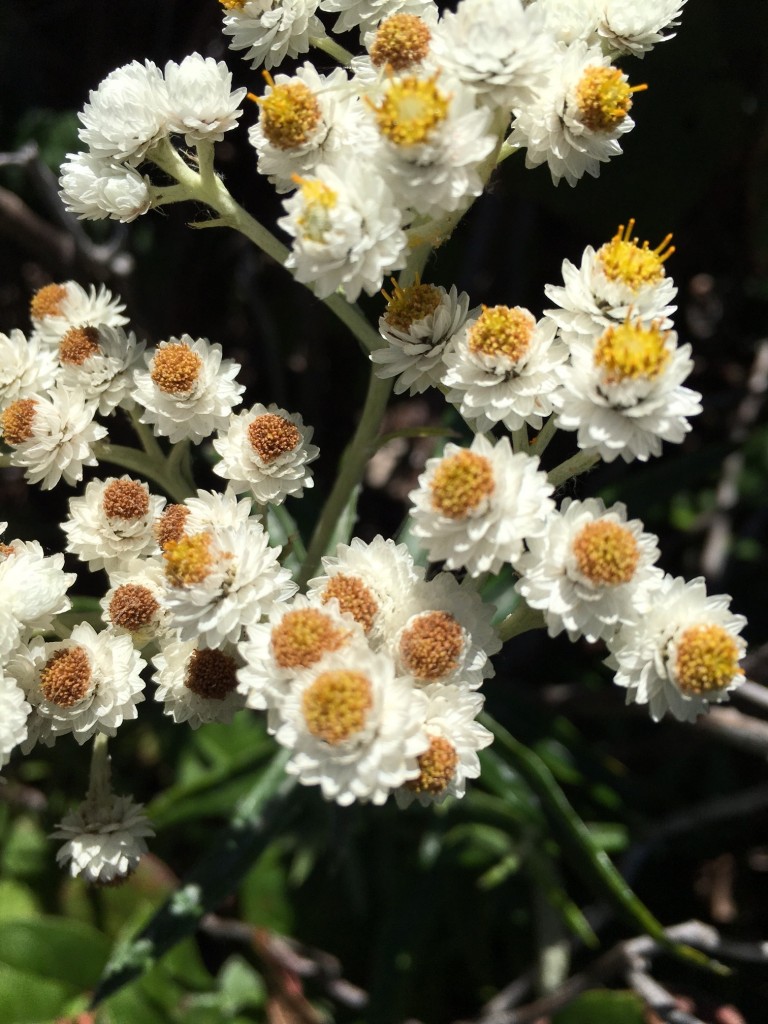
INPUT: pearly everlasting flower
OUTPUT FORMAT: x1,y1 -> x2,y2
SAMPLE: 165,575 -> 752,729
388,571 -> 501,690
213,403 -> 319,505
544,221 -> 677,337
183,488 -> 257,533
164,53 -> 247,145
442,304 -> 567,431
272,647 -> 429,805
0,386 -> 107,490
77,60 -> 170,165
535,0 -> 599,45
552,317 -> 702,462
0,676 -> 30,769
131,335 -> 244,444
249,64 -> 378,193
279,162 -> 407,301
409,435 -> 555,576
220,0 -> 325,71
508,42 -> 645,186
353,10 -> 438,83
62,476 -> 165,572
238,594 -> 365,715
57,324 -> 145,415
161,520 -> 296,647
320,0 -> 435,37
367,72 -> 496,219
307,535 -> 424,647
152,637 -> 245,728
0,330 -> 57,409
53,793 -> 154,884
0,531 -> 76,656
594,0 -> 687,58
29,281 -> 128,349
59,152 -> 152,223
515,498 -> 663,642
607,575 -> 746,722
431,0 -> 553,108
395,684 -> 492,806
100,559 -> 168,647
9,623 -> 146,750
371,280 -> 470,395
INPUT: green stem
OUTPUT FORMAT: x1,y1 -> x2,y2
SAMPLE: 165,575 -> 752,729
497,598 -> 545,643
530,415 -> 558,457
547,450 -> 601,489
298,374 -> 393,588
127,407 -> 165,462
94,442 -> 194,503
512,426 -> 529,453
86,734 -> 112,807
310,33 -> 354,65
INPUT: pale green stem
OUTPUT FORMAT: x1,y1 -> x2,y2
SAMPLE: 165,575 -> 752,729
529,415 -> 558,457
127,408 -> 165,462
0,453 -> 11,467
497,140 -> 520,164
86,734 -> 112,807
270,503 -> 308,563
165,438 -> 195,493
547,450 -> 601,490
150,184 -> 189,208
94,442 -> 194,503
497,598 -> 545,643
310,34 -> 354,65
512,426 -> 528,454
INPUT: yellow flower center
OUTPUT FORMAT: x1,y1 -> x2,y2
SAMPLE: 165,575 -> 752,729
163,532 -> 216,586
597,219 -> 674,291
399,611 -> 465,680
219,0 -> 246,9
185,648 -> 238,700
382,279 -> 442,332
259,80 -> 322,150
468,305 -> 535,363
301,669 -> 373,744
674,624 -> 743,696
271,608 -> 349,670
430,450 -> 495,519
574,66 -> 646,133
371,75 -> 450,147
59,325 -> 101,365
247,413 -> 301,464
295,177 -> 338,243
40,646 -> 92,707
155,504 -> 190,548
102,479 -> 150,521
370,13 -> 432,71
594,321 -> 670,384
30,283 -> 68,321
150,343 -> 203,395
1,398 -> 37,446
406,735 -> 458,796
109,584 -> 160,632
571,520 -> 640,586
321,575 -> 379,634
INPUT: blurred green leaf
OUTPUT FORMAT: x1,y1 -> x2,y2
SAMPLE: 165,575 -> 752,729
0,962 -> 74,1023
0,815 -> 49,879
0,880 -> 40,923
217,955 -> 267,1013
552,989 -> 645,1024
0,917 -> 109,990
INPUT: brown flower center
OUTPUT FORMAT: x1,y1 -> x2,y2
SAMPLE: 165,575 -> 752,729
271,608 -> 348,670
1,398 -> 37,445
155,504 -> 190,547
59,325 -> 101,365
102,480 -> 150,521
467,306 -> 535,363
430,450 -> 495,519
248,413 -> 301,464
406,735 -> 458,796
383,280 -> 442,332
30,283 -> 68,321
321,575 -> 378,634
185,648 -> 238,700
370,13 -> 432,70
150,343 -> 202,394
399,611 -> 465,681
109,584 -> 160,631
301,669 -> 373,744
674,624 -> 743,696
163,532 -> 215,586
40,646 -> 92,707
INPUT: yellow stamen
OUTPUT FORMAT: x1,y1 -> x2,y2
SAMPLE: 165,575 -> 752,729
301,669 -> 373,745
406,735 -> 458,796
597,219 -> 674,290
430,450 -> 495,519
594,320 -> 670,384
575,66 -> 646,133
674,624 -> 743,696
370,74 -> 450,147
399,611 -> 464,680
271,608 -> 349,669
571,520 -> 639,586
467,305 -> 535,363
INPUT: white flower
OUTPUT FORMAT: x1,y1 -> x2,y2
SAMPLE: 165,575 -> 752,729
184,487 -> 257,532
431,0 -> 553,108
515,498 -> 663,642
152,636 -> 245,728
442,305 -> 567,431
409,435 -> 555,576
552,318 -> 702,462
164,53 -> 247,145
272,646 -> 429,806
307,535 -> 424,647
221,0 -> 325,71
59,152 -> 152,223
30,281 -> 128,349
9,623 -> 146,750
238,594 -> 364,715
57,323 -> 145,415
607,575 -> 746,722
367,72 -> 496,219
0,676 -> 30,769
544,221 -> 677,337
0,330 -> 57,408
212,403 -> 319,505
370,281 -> 470,395
535,0 -> 599,45
131,335 -> 244,444
0,386 -> 107,490
320,0 -> 435,36
353,9 -> 438,84
53,793 -> 154,884
62,476 -> 165,572
161,520 -> 296,647
279,162 -> 407,302
249,63 -> 378,193
395,684 -> 492,806
77,59 -> 170,165
388,571 -> 501,689
0,532 -> 75,656
100,559 -> 168,647
595,0 -> 687,58
508,42 -> 644,186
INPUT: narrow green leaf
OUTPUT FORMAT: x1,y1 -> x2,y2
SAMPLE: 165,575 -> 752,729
552,989 -> 645,1024
0,917 -> 109,989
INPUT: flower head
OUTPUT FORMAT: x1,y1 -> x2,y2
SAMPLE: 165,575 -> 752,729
53,793 -> 154,884
164,53 -> 247,145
